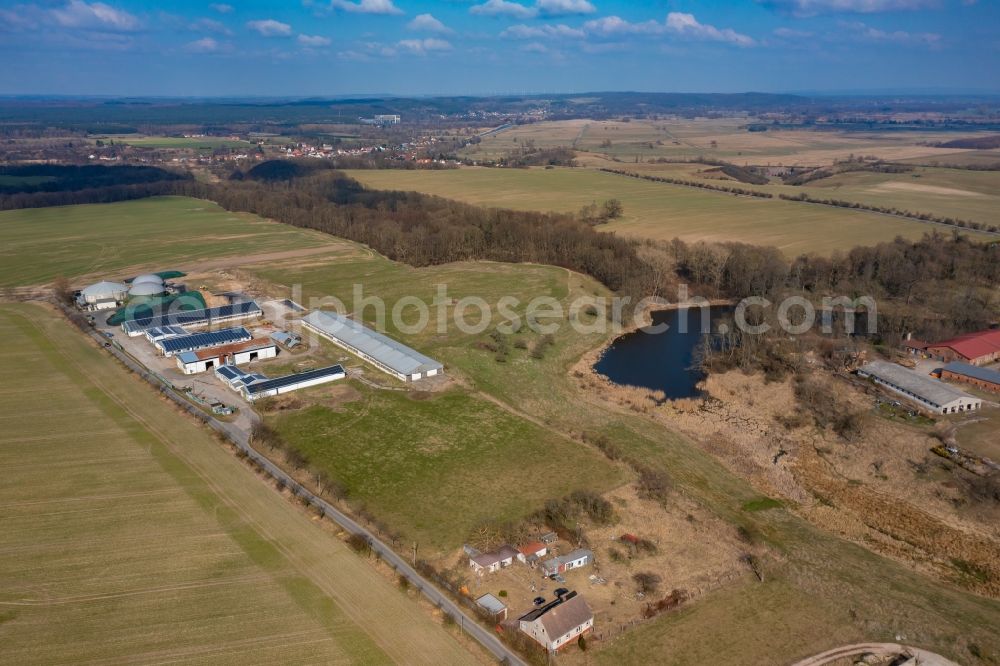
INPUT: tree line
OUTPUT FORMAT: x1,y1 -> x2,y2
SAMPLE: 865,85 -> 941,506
601,168 -> 775,199
2,163 -> 995,346
778,191 -> 998,233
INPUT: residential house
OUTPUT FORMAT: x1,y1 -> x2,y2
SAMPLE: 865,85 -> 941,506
469,545 -> 519,575
541,549 -> 593,577
518,591 -> 594,652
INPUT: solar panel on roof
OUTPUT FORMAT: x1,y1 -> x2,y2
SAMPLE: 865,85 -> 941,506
245,365 -> 345,395
159,327 -> 251,355
216,365 -> 242,380
123,302 -> 261,334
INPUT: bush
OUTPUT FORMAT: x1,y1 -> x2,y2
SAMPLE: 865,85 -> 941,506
633,572 -> 662,595
346,533 -> 370,554
636,466 -> 671,504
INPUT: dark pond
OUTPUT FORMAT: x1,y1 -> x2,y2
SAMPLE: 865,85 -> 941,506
594,307 -> 733,399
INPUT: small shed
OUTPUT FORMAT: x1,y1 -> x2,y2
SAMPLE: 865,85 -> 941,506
475,593 -> 507,621
270,330 -> 302,349
517,541 -> 548,564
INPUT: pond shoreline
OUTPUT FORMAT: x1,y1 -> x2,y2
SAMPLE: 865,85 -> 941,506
581,298 -> 736,399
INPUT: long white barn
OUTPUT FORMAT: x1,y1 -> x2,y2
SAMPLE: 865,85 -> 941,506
857,361 -> 982,415
301,310 -> 443,382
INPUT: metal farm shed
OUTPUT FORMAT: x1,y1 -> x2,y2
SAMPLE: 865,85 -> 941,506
301,310 -> 443,382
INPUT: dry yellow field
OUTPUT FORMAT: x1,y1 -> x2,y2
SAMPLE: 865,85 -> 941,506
465,117 -> 988,166
0,302 -> 477,665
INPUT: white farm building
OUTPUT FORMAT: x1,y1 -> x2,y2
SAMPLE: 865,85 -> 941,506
302,310 -> 443,382
175,339 -> 277,374
241,365 -> 346,401
857,361 -> 983,415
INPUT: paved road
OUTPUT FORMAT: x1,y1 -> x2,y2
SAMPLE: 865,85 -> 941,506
791,642 -> 961,666
75,311 -> 526,666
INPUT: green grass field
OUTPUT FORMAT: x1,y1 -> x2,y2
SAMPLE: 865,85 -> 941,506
116,136 -> 251,150
346,167 -> 969,255
799,166 -> 1000,225
0,302 -> 475,664
254,254 -> 624,551
270,387 -> 623,551
0,196 -> 336,287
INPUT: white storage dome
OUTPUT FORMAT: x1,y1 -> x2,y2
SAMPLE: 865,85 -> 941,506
80,281 -> 128,304
128,281 -> 166,297
132,273 -> 165,286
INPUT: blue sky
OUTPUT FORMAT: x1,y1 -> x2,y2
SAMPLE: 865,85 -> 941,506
0,0 -> 997,96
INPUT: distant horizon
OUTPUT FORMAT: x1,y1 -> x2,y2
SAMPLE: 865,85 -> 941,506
1,88 -> 999,102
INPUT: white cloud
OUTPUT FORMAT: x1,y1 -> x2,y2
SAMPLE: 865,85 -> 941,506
536,0 -> 596,16
331,0 -> 403,15
209,3 -> 233,14
190,17 -> 231,35
521,41 -> 548,52
298,33 -> 331,46
183,36 -> 227,53
580,13 -> 755,45
840,20 -> 941,45
396,37 -> 453,54
471,0 -> 596,18
50,0 -> 140,31
407,13 -> 452,33
500,23 -> 585,39
246,19 -> 292,37
665,12 -> 756,46
470,0 -> 537,19
583,15 -> 663,36
762,0 -> 938,15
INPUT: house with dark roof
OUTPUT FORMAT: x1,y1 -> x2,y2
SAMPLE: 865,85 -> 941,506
926,329 -> 1000,366
469,545 -> 519,575
518,591 -> 593,652
941,361 -> 1000,394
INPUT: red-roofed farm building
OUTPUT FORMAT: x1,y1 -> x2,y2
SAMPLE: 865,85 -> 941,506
925,329 -> 1000,366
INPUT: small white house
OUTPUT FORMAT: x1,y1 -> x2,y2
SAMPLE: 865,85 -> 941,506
518,591 -> 593,652
541,549 -> 593,577
469,545 -> 519,575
